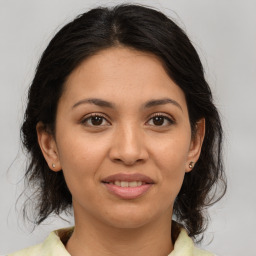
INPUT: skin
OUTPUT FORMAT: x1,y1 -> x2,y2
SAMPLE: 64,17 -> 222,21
37,46 -> 205,256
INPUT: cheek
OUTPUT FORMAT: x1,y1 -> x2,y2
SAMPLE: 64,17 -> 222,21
57,129 -> 107,167
152,133 -> 190,172
56,132 -> 107,193
150,133 -> 191,197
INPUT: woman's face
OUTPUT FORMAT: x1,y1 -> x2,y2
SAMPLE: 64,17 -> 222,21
38,47 -> 204,229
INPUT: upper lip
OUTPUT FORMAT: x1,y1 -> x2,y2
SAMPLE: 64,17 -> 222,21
102,173 -> 155,184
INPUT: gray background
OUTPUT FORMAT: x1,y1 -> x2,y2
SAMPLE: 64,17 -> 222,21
1,0 -> 256,255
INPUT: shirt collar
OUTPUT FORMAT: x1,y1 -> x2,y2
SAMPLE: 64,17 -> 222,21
42,226 -> 209,256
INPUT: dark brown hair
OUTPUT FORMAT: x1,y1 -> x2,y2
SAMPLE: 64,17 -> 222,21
21,4 -> 226,240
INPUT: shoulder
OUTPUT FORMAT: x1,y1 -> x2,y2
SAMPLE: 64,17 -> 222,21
8,242 -> 44,256
8,228 -> 73,256
169,228 -> 215,256
193,247 -> 215,256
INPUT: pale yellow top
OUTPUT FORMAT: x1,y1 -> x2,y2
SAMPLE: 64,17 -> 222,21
9,227 -> 215,256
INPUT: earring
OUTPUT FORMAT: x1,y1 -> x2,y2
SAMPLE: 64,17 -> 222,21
189,162 -> 194,169
52,163 -> 56,168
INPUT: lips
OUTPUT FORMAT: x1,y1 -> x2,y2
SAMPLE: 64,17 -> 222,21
102,173 -> 155,184
102,173 -> 154,199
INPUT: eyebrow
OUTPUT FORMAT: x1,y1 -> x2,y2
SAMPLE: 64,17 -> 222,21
72,98 -> 115,109
72,97 -> 182,111
144,98 -> 183,111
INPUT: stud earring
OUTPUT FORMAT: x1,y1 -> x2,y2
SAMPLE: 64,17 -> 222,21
189,162 -> 194,169
52,163 -> 56,168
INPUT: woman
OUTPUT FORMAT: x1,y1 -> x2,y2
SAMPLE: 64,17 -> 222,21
9,4 -> 226,256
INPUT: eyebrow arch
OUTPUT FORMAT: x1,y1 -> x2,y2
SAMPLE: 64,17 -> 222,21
72,97 -> 182,111
72,98 -> 115,109
144,98 -> 183,111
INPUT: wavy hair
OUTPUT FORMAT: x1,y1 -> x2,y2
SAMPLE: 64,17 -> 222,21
21,4 -> 226,239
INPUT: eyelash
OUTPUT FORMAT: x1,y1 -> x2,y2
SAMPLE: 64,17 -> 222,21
81,113 -> 175,127
81,113 -> 110,127
147,113 -> 175,127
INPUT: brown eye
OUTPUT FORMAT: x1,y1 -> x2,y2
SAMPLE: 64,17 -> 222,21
91,116 -> 103,125
147,114 -> 174,127
152,116 -> 164,126
81,114 -> 109,127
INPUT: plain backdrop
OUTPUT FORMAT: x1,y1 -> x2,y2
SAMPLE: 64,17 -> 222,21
1,0 -> 256,255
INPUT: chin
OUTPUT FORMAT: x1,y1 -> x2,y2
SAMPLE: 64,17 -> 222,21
102,207 -> 156,229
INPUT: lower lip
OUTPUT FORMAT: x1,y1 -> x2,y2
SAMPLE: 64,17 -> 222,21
103,183 -> 153,199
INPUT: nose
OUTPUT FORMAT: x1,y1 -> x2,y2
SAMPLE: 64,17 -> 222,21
109,123 -> 149,166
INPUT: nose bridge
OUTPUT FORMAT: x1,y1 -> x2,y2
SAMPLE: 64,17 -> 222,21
109,121 -> 147,165
121,122 -> 140,150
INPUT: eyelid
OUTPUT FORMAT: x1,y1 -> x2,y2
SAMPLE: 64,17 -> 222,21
81,113 -> 111,126
146,112 -> 176,126
80,112 -> 175,127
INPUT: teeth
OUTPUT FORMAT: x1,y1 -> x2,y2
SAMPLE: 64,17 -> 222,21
129,181 -> 138,187
113,181 -> 144,187
121,181 -> 128,187
137,181 -> 142,186
114,181 -> 121,186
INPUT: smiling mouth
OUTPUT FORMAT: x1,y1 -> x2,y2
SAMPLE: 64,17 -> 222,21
102,173 -> 155,184
101,173 -> 154,199
102,180 -> 149,187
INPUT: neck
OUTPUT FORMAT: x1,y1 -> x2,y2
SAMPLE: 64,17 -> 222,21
66,209 -> 174,256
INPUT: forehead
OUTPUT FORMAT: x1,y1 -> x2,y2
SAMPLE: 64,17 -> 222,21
60,46 -> 187,111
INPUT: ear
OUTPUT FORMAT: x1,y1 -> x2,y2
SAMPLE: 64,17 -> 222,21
186,118 -> 205,173
36,122 -> 62,172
